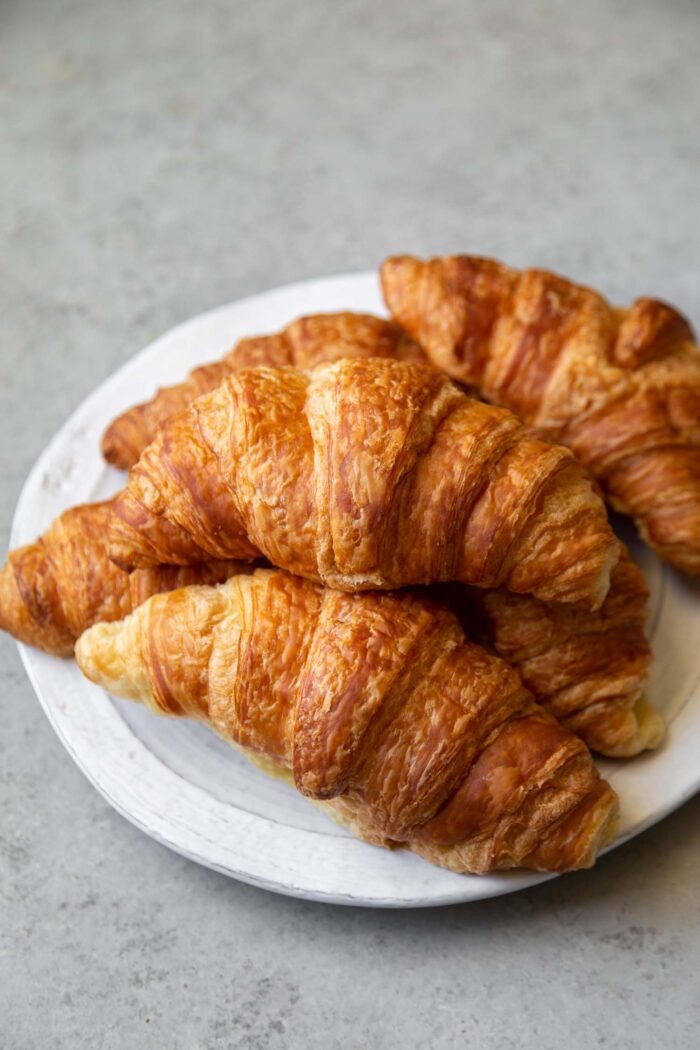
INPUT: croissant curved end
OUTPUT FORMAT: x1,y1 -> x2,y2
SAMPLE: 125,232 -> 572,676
576,784 -> 620,868
101,400 -> 153,471
600,696 -> 665,760
101,418 -> 139,470
525,779 -> 620,873
0,562 -> 25,641
0,558 -> 75,657
76,618 -> 147,704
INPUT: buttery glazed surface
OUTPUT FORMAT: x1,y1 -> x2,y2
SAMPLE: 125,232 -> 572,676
0,500 -> 245,656
101,312 -> 424,469
451,550 -> 662,758
0,497 -> 660,762
76,569 -> 618,875
109,358 -> 619,609
381,254 -> 700,576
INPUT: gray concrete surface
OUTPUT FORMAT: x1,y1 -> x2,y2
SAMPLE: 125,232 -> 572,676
2,0 -> 700,1046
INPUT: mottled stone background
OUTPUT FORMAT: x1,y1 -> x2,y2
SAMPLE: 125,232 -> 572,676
1,1 -> 699,1047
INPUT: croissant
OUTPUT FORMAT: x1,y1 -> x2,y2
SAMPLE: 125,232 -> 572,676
381,254 -> 700,576
109,358 -> 620,609
76,569 -> 618,874
102,312 -> 424,469
445,550 -> 662,758
0,500 -> 245,656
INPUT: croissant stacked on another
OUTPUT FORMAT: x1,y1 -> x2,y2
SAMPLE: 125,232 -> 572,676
0,494 -> 662,760
447,550 -> 661,758
76,569 -> 619,875
102,312 -> 424,469
108,358 -> 620,609
381,254 -> 700,576
0,500 -> 245,656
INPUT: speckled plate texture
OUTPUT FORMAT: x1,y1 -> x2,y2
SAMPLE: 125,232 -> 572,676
12,273 -> 700,907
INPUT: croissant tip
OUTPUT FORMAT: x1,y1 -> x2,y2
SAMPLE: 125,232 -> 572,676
74,624 -> 103,684
563,797 -> 620,873
76,618 -> 143,701
101,428 -> 134,471
597,696 -> 666,759
0,559 -> 71,657
0,562 -> 12,632
639,701 -> 666,752
379,255 -> 421,296
587,794 -> 620,866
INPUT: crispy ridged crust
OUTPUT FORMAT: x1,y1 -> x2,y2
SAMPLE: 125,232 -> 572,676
75,569 -> 618,874
444,549 -> 663,758
109,358 -> 619,609
381,254 -> 700,575
0,500 -> 245,656
101,312 -> 424,469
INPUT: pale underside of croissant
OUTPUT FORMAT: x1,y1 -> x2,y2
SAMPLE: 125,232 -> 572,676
447,550 -> 662,758
0,500 -> 245,656
101,312 -> 425,469
109,358 -> 620,609
76,569 -> 618,874
381,254 -> 700,576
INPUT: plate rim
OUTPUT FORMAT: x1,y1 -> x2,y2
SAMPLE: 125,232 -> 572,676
18,638 -> 554,909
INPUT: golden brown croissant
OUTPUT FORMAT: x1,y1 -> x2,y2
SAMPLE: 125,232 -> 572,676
0,500 -> 245,656
381,254 -> 700,576
444,550 -> 662,758
102,312 -> 425,469
76,569 -> 618,874
109,358 -> 620,609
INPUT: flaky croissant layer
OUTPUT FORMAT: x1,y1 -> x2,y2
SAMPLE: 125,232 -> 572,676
0,498 -> 661,764
0,495 -> 661,762
381,253 -> 700,576
76,569 -> 619,875
101,312 -> 425,469
109,358 -> 620,609
447,549 -> 663,758
0,500 -> 246,655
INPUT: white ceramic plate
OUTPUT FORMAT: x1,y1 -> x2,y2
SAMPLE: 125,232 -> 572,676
12,272 -> 700,907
